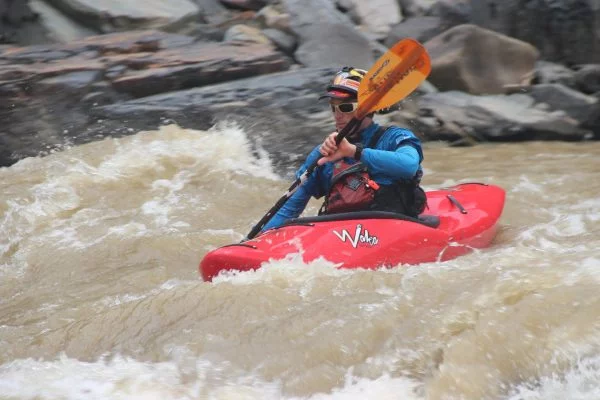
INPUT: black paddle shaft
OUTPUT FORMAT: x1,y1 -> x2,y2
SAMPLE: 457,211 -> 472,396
245,118 -> 362,240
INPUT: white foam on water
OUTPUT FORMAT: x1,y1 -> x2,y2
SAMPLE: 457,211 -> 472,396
1,123 -> 280,262
211,252 -> 346,287
507,356 -> 600,400
0,355 -> 425,400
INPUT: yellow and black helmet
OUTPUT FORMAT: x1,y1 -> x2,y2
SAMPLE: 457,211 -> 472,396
319,66 -> 367,100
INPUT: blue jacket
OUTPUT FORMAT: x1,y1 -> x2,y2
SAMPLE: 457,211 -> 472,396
261,122 -> 424,232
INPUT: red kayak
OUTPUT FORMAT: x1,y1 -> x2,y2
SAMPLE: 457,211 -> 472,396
200,183 -> 505,281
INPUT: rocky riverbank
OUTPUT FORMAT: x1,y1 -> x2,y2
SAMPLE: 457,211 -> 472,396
0,0 -> 599,168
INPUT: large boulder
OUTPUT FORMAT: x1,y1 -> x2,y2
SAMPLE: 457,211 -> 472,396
471,0 -> 600,65
425,24 -> 539,94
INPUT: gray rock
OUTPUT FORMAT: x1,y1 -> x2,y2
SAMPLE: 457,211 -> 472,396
414,90 -> 590,141
425,24 -> 539,94
0,0 -> 49,45
533,60 -> 576,87
30,0 -> 98,43
43,0 -> 203,33
338,0 -> 403,40
219,0 -> 268,11
385,16 -> 445,47
0,30 -> 291,167
574,64 -> 600,94
526,83 -> 599,126
262,28 -> 297,54
397,0 -> 438,17
90,67 -> 340,175
282,0 -> 374,67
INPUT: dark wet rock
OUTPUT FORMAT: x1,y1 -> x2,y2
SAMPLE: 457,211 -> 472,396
573,64 -> 600,95
0,0 -> 41,44
89,67 -> 338,175
397,0 -> 438,17
471,0 -> 600,65
425,24 -> 539,94
431,0 -> 471,26
219,0 -> 268,11
0,30 -> 291,167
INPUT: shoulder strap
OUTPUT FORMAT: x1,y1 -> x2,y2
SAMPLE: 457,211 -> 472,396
367,125 -> 388,149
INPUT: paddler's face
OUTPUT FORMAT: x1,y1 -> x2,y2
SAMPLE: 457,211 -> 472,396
330,98 -> 357,132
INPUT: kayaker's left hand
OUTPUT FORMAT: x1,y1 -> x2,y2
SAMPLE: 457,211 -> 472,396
318,132 -> 356,165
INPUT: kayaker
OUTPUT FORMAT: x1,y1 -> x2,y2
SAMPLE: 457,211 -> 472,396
260,66 -> 426,232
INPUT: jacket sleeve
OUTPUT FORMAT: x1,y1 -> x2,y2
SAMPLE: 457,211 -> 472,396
260,183 -> 313,232
361,145 -> 420,180
259,146 -> 324,232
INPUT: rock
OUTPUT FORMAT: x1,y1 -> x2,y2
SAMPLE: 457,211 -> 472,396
526,83 -> 599,126
0,0 -> 49,45
425,24 -> 539,94
385,16 -> 446,47
431,0 -> 471,27
397,0 -> 438,17
282,0 -> 374,67
224,24 -> 271,44
219,0 -> 268,11
109,41 -> 290,97
262,28 -> 297,54
43,0 -> 203,33
255,5 -> 292,33
471,0 -> 600,65
338,0 -> 403,40
29,0 -> 97,43
573,64 -> 600,95
0,30 -> 291,166
533,60 -> 576,87
414,90 -> 590,141
90,67 -> 340,176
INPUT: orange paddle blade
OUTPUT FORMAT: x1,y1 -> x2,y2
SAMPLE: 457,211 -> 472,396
356,38 -> 431,118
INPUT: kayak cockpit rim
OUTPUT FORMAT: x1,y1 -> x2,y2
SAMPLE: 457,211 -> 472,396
281,211 -> 441,229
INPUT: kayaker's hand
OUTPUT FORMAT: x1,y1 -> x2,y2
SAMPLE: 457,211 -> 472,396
318,132 -> 356,166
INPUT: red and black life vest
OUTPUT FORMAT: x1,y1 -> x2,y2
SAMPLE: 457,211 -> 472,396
319,126 -> 427,217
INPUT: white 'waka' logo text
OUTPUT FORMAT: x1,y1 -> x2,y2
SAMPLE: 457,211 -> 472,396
333,224 -> 379,248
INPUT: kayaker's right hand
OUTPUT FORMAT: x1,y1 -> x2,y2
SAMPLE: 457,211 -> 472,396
318,132 -> 355,165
